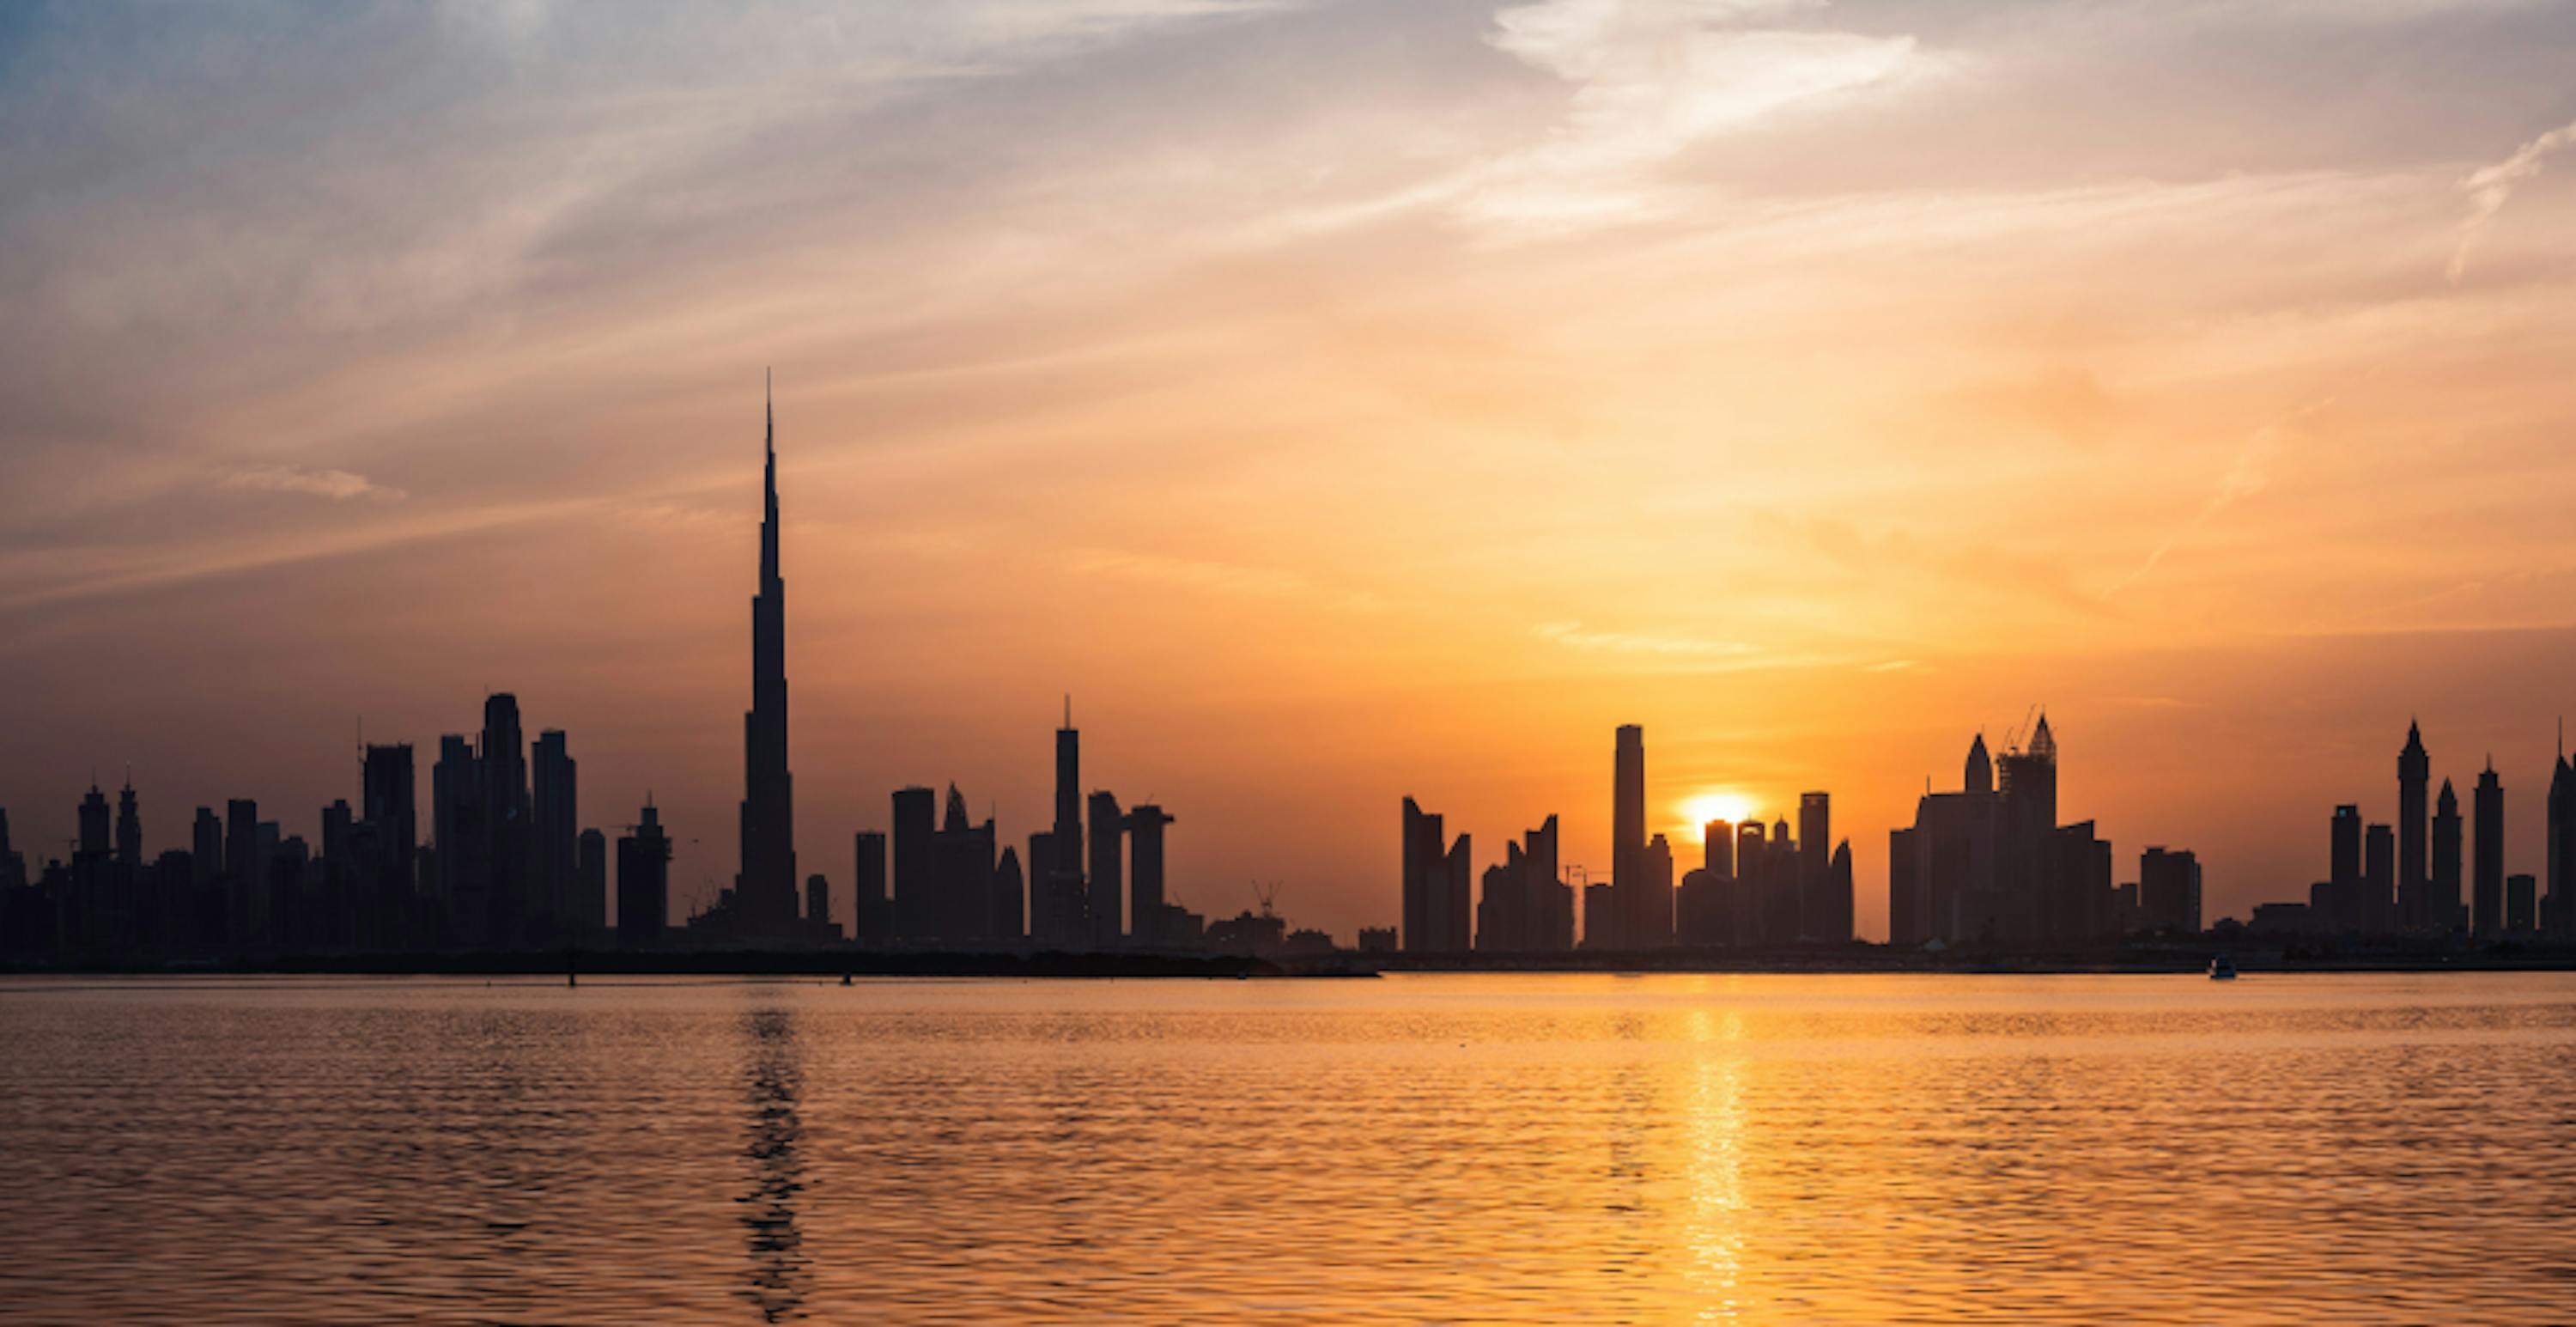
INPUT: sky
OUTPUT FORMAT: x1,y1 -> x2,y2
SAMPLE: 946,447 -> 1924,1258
4,0 -> 2576,940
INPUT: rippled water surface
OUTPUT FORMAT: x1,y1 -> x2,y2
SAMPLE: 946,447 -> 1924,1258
5,972 -> 2575,1324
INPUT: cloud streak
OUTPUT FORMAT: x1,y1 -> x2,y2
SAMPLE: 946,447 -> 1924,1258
219,465 -> 404,502
2450,117 -> 2576,279
1464,0 -> 1933,231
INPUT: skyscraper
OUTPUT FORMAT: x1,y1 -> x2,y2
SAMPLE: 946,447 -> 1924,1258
738,379 -> 799,938
1736,820 -> 1770,944
934,784 -> 993,940
2329,804 -> 2361,932
2363,822 -> 2393,934
361,743 -> 416,944
482,692 -> 531,945
1401,797 -> 1469,953
805,874 -> 832,934
1127,804 -> 1173,947
190,807 -> 221,898
2473,760 -> 2504,939
576,828 -> 607,937
890,786 -> 937,942
1088,789 -> 1125,947
2139,847 -> 2200,934
990,847 -> 1024,943
1053,699 -> 1084,922
2433,777 -> 2464,933
532,729 -> 577,942
854,831 -> 889,943
2549,726 -> 2575,940
78,783 -> 109,861
1799,792 -> 1835,940
224,797 -> 259,950
114,780 -> 141,871
432,734 -> 484,947
2398,721 -> 2429,928
616,802 -> 671,947
1612,724 -> 1644,950
1641,833 -> 1674,945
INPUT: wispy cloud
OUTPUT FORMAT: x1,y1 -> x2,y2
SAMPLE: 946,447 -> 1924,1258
219,465 -> 403,502
2450,118 -> 2576,279
1467,0 -> 1933,231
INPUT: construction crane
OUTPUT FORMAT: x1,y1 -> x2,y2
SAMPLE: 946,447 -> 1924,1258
1251,880 -> 1282,920
2002,702 -> 2039,754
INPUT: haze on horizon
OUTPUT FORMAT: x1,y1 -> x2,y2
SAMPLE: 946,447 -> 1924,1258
5,0 -> 2576,939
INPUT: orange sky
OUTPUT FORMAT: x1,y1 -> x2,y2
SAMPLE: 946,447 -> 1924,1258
5,1 -> 2576,937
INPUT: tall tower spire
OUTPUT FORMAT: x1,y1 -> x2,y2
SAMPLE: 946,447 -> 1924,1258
760,368 -> 780,590
740,374 -> 797,938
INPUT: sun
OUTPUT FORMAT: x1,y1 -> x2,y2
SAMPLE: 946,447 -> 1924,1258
1678,791 -> 1759,837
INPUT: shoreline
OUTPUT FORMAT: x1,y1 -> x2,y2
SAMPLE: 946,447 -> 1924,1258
11,943 -> 2576,979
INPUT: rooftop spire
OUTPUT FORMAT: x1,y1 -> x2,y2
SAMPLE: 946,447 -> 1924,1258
759,370 -> 780,588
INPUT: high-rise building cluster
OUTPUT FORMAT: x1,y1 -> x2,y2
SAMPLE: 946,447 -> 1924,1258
0,700 -> 675,964
1886,715 -> 2168,945
0,387 -> 1228,965
2244,721 -> 2576,941
1400,722 -> 1853,953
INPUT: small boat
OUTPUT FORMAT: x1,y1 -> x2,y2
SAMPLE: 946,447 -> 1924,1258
2208,955 -> 2238,981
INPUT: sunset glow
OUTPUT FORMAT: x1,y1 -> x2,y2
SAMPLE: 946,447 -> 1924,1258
1679,793 -> 1760,841
4,2 -> 2576,940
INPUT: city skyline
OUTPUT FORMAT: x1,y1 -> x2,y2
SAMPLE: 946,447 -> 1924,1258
9,395 -> 2576,953
8,3 -> 2576,938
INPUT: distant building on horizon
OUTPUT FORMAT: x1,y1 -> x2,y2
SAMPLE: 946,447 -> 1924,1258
1400,797 -> 1471,953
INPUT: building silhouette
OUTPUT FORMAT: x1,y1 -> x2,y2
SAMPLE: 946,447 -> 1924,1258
2363,822 -> 2394,934
853,831 -> 888,942
2329,804 -> 2361,933
359,743 -> 416,948
1088,789 -> 1124,947
533,729 -> 577,941
480,692 -> 532,945
1610,724 -> 1646,950
1893,716 -> 2124,946
1127,804 -> 1175,947
577,829 -> 606,940
736,379 -> 799,940
2549,729 -> 2575,939
2139,847 -> 2201,934
890,786 -> 937,941
2433,777 -> 2464,931
2474,760 -> 2505,938
1798,792 -> 1830,939
2399,721 -> 2430,928
616,801 -> 671,947
1401,797 -> 1470,953
1642,832 -> 1675,947
1473,814 -> 1570,953
1676,818 -> 1732,947
2506,872 -> 2537,934
1048,701 -> 1086,942
805,874 -> 832,936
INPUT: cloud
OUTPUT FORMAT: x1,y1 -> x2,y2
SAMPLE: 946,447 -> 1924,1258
219,465 -> 403,502
1466,0 -> 1932,231
2450,117 -> 2576,279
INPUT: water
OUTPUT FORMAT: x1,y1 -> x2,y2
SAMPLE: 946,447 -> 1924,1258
3,972 -> 2573,1324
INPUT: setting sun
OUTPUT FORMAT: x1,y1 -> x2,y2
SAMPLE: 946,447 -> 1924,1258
1678,792 -> 1759,841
